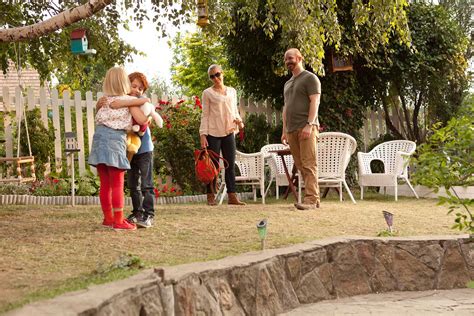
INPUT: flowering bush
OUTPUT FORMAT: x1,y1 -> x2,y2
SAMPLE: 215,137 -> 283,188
31,177 -> 70,196
152,97 -> 203,194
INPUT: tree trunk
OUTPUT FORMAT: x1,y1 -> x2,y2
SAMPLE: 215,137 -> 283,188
381,94 -> 404,139
0,0 -> 113,42
413,90 -> 423,143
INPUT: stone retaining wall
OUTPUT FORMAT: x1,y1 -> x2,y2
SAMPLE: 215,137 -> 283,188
8,236 -> 474,316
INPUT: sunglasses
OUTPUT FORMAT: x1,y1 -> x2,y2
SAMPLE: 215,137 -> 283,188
209,72 -> 221,79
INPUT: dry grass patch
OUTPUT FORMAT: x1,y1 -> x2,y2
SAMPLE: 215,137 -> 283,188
0,194 -> 462,312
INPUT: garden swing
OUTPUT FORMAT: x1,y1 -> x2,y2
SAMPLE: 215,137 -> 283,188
0,43 -> 36,183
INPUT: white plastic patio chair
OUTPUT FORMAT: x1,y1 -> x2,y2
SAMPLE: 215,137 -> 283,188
357,140 -> 419,201
298,132 -> 357,204
218,150 -> 266,204
260,143 -> 293,199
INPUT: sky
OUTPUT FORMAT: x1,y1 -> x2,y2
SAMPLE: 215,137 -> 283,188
119,11 -> 196,86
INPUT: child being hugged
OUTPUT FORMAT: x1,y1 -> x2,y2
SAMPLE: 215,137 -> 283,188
107,72 -> 158,228
88,67 -> 148,231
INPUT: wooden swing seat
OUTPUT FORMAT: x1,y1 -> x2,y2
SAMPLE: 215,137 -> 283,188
0,156 -> 36,183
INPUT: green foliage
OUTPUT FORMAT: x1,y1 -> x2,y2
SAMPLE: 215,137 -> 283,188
153,98 -> 203,194
0,183 -> 29,195
376,230 -> 398,237
31,177 -> 70,196
236,113 -> 271,153
94,253 -> 144,276
359,3 -> 469,142
412,97 -> 474,233
170,31 -> 239,97
212,0 -> 410,76
19,109 -> 54,180
75,171 -> 100,196
0,2 -> 137,94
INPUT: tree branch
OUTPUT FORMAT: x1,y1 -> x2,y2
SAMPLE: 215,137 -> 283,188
0,0 -> 113,42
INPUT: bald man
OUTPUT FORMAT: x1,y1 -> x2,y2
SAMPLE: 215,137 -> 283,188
281,48 -> 321,210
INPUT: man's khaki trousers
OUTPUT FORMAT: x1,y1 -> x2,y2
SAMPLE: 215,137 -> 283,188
287,126 -> 320,204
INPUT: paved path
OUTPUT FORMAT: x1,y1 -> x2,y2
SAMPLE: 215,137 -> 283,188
281,288 -> 474,315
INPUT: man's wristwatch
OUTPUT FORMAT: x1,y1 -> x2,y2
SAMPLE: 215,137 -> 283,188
306,121 -> 317,126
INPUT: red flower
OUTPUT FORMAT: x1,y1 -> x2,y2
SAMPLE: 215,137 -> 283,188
170,187 -> 176,193
155,104 -> 163,111
53,179 -> 59,184
153,188 -> 160,197
194,96 -> 202,109
319,124 -> 326,132
159,100 -> 167,105
166,122 -> 172,129
162,184 -> 168,193
177,99 -> 185,104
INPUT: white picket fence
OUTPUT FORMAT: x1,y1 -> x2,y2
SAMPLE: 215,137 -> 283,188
0,86 -> 418,177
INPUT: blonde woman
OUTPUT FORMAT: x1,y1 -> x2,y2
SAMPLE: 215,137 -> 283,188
88,67 -> 148,231
199,64 -> 246,206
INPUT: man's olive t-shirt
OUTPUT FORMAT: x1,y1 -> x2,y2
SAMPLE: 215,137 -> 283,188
283,70 -> 321,133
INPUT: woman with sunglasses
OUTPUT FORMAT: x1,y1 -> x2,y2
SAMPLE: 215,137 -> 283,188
199,64 -> 246,206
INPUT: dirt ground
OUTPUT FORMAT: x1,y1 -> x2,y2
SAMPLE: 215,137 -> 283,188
0,194 -> 464,312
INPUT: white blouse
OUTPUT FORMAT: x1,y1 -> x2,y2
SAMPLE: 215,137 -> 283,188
199,87 -> 242,137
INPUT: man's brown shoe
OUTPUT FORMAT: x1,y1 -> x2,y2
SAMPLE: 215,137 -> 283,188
294,202 -> 320,210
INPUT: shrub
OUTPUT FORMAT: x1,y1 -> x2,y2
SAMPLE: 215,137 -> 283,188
0,183 -> 30,195
412,97 -> 474,234
236,113 -> 271,153
75,171 -> 100,196
20,109 -> 55,180
31,177 -> 70,196
152,97 -> 202,194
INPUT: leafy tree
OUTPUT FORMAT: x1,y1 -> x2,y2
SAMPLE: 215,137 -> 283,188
170,31 -> 239,97
147,77 -> 176,98
412,96 -> 474,234
0,2 -> 137,94
359,3 -> 469,143
1,0 -> 412,77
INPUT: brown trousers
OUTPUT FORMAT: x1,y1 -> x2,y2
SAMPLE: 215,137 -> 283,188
287,126 -> 320,204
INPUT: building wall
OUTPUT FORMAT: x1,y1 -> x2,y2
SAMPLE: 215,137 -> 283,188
0,60 -> 50,98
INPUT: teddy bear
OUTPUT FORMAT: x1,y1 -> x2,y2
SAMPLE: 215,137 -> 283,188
132,102 -> 163,136
126,132 -> 142,161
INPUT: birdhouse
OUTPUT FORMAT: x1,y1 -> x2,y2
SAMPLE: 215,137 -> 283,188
196,0 -> 210,27
70,29 -> 88,54
65,132 -> 80,153
329,52 -> 353,72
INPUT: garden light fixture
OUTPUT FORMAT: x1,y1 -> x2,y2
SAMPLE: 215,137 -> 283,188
257,219 -> 268,250
383,210 -> 394,233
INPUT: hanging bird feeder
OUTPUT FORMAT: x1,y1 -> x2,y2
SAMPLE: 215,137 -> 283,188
70,29 -> 96,55
196,0 -> 210,27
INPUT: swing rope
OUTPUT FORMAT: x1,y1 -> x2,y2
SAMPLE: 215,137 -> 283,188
13,42 -> 33,158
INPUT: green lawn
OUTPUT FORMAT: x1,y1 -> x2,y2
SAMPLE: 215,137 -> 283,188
0,193 -> 463,313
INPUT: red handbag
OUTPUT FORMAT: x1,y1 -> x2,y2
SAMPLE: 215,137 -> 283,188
194,148 -> 228,191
